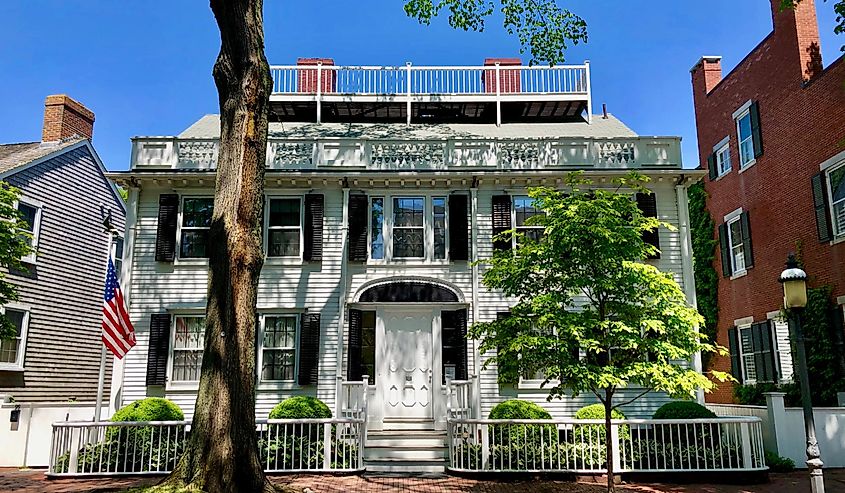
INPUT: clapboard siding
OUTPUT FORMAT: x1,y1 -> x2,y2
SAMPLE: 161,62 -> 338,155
121,179 -> 692,419
0,145 -> 125,402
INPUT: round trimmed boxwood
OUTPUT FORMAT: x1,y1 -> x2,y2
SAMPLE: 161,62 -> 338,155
269,396 -> 332,419
105,398 -> 185,466
488,399 -> 552,420
652,401 -> 716,420
574,403 -> 626,422
572,403 -> 629,467
111,397 -> 184,423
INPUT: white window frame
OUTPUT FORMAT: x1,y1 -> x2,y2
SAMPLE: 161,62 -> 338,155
166,313 -> 206,388
512,195 -> 544,250
112,235 -> 124,280
733,101 -> 755,170
737,323 -> 757,384
264,195 -> 305,262
714,137 -> 732,177
257,313 -> 299,386
724,208 -> 746,277
825,160 -> 845,239
0,304 -> 30,371
177,196 -> 213,261
15,198 -> 43,265
367,193 -> 449,264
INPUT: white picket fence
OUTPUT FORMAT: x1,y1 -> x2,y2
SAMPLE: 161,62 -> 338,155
447,417 -> 766,473
48,418 -> 365,476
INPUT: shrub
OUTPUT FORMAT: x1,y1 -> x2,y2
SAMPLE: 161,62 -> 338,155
765,451 -> 795,472
572,404 -> 628,467
487,400 -> 554,458
269,396 -> 332,419
734,382 -> 803,407
652,401 -> 716,420
111,397 -> 185,423
488,399 -> 552,420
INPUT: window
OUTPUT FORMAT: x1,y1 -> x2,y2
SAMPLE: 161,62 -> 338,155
113,236 -> 124,279
260,315 -> 297,382
171,316 -> 205,382
361,311 -> 376,385
513,196 -> 544,247
829,163 -> 845,237
180,198 -> 213,258
736,110 -> 755,168
392,197 -> 425,258
739,325 -> 756,382
716,141 -> 732,176
733,321 -> 781,384
0,307 -> 28,369
433,197 -> 447,260
370,198 -> 384,260
267,198 -> 302,257
728,216 -> 746,274
17,202 -> 40,264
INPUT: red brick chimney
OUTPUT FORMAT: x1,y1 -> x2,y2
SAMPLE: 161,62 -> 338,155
770,0 -> 823,81
41,94 -> 95,142
296,58 -> 336,93
690,56 -> 723,97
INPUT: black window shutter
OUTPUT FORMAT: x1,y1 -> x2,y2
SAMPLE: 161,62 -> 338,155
727,326 -> 743,383
303,194 -> 324,261
492,195 -> 512,252
718,223 -> 732,277
707,153 -> 717,181
750,101 -> 763,158
348,194 -> 368,261
298,313 -> 321,386
146,313 -> 172,386
811,173 -> 833,243
496,311 -> 518,384
449,194 -> 470,261
740,211 -> 754,269
347,309 -> 363,381
155,194 -> 179,262
636,192 -> 660,259
751,322 -> 776,383
442,309 -> 469,382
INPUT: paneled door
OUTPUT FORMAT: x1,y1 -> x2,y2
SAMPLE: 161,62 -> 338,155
379,309 -> 433,419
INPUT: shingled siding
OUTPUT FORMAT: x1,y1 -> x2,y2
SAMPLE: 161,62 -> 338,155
0,145 -> 125,402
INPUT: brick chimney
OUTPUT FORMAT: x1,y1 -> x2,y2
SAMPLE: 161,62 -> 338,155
690,56 -> 723,97
41,94 -> 95,142
770,0 -> 823,81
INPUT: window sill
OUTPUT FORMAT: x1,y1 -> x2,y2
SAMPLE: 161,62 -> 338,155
714,170 -> 732,181
738,160 -> 756,173
0,365 -> 24,372
257,381 -> 301,392
165,382 -> 200,392
365,260 -> 452,267
174,258 -> 209,267
730,270 -> 748,280
830,235 -> 845,246
263,257 -> 306,267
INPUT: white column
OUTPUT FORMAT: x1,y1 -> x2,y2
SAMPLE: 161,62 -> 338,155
334,188 -> 350,414
676,183 -> 705,404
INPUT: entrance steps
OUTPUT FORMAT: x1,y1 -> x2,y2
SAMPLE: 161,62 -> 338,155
364,421 -> 447,473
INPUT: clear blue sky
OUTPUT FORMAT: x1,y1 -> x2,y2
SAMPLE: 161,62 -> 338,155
0,1 -> 841,171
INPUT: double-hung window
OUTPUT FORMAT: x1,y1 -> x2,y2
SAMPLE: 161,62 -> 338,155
370,198 -> 385,260
180,198 -> 213,258
720,209 -> 753,278
0,307 -> 29,370
260,315 -> 297,382
368,195 -> 448,262
171,316 -> 205,382
392,197 -> 425,258
736,110 -> 754,168
112,236 -> 124,279
17,201 -> 41,264
267,198 -> 302,258
513,196 -> 544,247
739,325 -> 756,382
829,163 -> 845,237
731,321 -> 781,384
728,216 -> 746,274
715,140 -> 732,177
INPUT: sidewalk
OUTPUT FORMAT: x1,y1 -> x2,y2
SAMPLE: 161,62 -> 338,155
1,469 -> 844,492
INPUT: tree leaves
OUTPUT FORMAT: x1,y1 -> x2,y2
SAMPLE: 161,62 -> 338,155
0,181 -> 33,340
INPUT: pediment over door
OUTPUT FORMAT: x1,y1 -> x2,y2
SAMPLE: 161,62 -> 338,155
357,281 -> 459,303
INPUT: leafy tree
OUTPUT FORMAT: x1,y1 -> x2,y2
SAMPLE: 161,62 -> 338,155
0,182 -> 34,340
153,1 -> 588,492
785,0 -> 845,50
688,182 -> 718,371
470,172 -> 728,492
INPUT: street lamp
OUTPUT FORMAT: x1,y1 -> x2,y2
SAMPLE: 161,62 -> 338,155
779,253 -> 824,493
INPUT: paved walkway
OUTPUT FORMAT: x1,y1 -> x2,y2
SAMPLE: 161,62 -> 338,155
1,469 -> 844,492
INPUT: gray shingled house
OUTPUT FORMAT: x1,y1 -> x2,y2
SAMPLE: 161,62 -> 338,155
0,95 -> 125,403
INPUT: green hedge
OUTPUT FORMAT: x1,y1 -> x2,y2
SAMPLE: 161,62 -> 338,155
652,401 -> 716,420
488,399 -> 552,420
269,396 -> 332,419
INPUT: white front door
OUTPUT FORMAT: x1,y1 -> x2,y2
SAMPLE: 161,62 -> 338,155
379,309 -> 433,419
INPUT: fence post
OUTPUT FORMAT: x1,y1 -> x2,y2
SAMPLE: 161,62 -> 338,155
316,62 -> 322,123
323,423 -> 332,470
68,427 -> 80,474
406,62 -> 412,125
472,374 -> 481,419
361,375 -> 369,442
740,421 -> 754,469
764,392 -> 788,456
445,378 -> 453,418
495,63 -> 502,127
335,375 -> 343,417
610,422 -> 622,473
481,423 -> 490,470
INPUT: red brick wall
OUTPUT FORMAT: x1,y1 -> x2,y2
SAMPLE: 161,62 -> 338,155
691,0 -> 845,403
41,94 -> 94,142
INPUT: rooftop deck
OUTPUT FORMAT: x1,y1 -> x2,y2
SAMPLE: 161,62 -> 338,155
269,62 -> 592,125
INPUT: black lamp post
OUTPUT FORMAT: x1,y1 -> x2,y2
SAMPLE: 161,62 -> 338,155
779,253 -> 824,493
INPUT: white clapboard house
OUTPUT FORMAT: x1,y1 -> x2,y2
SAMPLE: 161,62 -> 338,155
107,58 -> 703,471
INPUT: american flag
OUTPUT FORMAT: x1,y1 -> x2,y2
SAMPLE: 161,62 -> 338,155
102,257 -> 135,358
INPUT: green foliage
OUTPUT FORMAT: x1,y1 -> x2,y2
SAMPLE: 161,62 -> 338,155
801,286 -> 845,405
403,0 -> 587,65
784,0 -> 845,48
117,186 -> 128,202
111,397 -> 185,423
652,401 -> 716,420
734,382 -> 802,407
0,181 -> 35,340
688,181 -> 719,371
571,404 -> 629,466
488,399 -> 552,419
268,396 -> 332,419
765,450 -> 796,472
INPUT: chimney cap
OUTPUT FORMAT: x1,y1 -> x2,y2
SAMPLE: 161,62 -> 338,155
44,94 -> 95,121
690,56 -> 723,73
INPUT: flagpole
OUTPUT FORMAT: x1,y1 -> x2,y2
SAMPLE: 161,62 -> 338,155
94,345 -> 107,422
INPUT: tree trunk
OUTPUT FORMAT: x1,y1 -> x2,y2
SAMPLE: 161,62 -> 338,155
604,389 -> 615,493
160,0 -> 273,491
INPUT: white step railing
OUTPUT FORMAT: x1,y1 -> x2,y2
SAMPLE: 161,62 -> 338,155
270,64 -> 589,96
338,376 -> 369,421
445,378 -> 476,420
48,418 -> 365,477
447,417 -> 766,474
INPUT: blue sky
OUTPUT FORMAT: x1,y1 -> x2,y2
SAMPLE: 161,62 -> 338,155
0,1 -> 841,171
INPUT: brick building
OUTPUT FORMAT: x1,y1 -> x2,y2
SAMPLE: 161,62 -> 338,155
691,0 -> 845,403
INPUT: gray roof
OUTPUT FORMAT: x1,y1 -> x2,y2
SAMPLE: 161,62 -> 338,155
178,114 -> 640,140
0,138 -> 86,175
